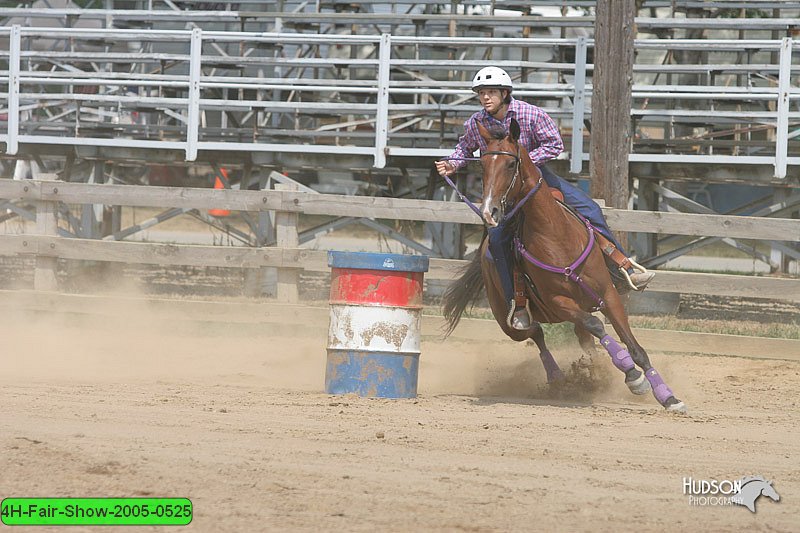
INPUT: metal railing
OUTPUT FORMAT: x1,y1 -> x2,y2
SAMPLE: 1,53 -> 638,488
1,26 -> 798,177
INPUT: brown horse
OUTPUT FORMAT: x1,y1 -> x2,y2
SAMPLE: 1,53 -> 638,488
442,119 -> 686,413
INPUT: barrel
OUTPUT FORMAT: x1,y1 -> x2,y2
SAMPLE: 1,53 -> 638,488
326,251 -> 430,398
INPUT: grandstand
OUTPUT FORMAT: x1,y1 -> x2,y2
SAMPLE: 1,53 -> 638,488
1,1 -> 798,265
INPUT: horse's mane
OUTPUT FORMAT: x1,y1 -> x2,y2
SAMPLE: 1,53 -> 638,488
740,476 -> 768,486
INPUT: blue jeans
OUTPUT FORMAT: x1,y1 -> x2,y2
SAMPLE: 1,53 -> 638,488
487,165 -> 626,304
539,165 -> 626,253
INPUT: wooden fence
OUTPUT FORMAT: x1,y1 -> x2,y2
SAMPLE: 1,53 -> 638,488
0,178 -> 798,303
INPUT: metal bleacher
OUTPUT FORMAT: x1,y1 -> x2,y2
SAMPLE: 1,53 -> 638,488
1,0 -> 800,186
0,1 -> 798,270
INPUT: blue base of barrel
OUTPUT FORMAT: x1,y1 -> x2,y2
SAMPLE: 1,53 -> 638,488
325,350 -> 419,398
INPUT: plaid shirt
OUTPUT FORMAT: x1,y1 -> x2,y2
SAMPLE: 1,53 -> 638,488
449,97 -> 564,171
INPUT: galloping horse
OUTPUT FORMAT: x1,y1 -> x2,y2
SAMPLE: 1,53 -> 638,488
442,119 -> 686,413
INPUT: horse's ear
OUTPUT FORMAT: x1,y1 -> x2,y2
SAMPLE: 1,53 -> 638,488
477,121 -> 492,142
509,118 -> 521,142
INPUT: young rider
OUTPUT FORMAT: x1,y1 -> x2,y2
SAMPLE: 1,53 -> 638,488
435,66 -> 654,331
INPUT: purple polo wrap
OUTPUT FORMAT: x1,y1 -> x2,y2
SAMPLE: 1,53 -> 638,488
600,335 -> 634,372
645,368 -> 674,404
539,350 -> 564,383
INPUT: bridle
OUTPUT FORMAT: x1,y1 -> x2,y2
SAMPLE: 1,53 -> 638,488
480,146 -> 543,223
440,145 -> 542,224
480,148 -> 521,215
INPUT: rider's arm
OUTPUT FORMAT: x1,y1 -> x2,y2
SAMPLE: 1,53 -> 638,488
527,109 -> 564,166
448,118 -> 481,172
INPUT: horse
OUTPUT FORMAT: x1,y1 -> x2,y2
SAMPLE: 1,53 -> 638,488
442,118 -> 686,413
731,476 -> 780,513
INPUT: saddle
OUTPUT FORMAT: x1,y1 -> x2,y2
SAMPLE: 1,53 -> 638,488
547,192 -> 632,274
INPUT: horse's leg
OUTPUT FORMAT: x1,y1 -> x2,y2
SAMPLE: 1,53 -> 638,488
573,324 -> 600,379
601,293 -> 686,412
529,322 -> 564,383
480,241 -> 563,383
574,324 -> 598,358
548,296 -> 647,390
550,295 -> 687,412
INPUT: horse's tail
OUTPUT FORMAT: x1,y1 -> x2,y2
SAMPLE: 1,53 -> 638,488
442,245 -> 485,338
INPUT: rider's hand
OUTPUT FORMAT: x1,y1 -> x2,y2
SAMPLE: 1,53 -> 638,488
435,160 -> 455,177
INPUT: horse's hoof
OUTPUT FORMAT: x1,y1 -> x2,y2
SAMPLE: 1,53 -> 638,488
547,368 -> 566,385
665,398 -> 688,414
625,372 -> 651,395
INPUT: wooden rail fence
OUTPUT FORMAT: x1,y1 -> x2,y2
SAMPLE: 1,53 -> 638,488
0,178 -> 798,303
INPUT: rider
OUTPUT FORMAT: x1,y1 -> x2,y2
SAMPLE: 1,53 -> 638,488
435,66 -> 655,331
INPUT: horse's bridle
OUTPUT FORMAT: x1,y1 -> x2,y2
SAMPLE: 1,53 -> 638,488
439,145 -> 539,222
480,148 -> 521,215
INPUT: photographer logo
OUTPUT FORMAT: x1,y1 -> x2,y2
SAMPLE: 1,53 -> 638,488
683,476 -> 780,512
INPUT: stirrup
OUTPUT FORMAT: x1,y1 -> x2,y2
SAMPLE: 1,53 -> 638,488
506,299 -> 531,330
619,258 -> 650,292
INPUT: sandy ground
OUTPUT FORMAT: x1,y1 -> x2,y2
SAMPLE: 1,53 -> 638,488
1,294 -> 799,532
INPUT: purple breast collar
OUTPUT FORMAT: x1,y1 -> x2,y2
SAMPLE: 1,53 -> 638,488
514,217 -> 606,311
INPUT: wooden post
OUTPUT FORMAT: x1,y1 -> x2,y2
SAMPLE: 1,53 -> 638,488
274,183 -> 299,303
81,161 -> 103,239
591,0 -> 635,249
770,188 -> 789,273
34,174 -> 59,291
634,178 -> 659,260
241,163 -> 262,297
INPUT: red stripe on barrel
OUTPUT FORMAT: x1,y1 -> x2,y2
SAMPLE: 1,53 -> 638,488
330,268 -> 423,307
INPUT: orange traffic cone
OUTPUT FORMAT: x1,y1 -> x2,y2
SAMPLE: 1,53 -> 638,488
208,168 -> 231,218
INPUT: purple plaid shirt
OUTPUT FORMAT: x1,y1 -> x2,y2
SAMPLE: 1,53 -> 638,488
449,97 -> 564,171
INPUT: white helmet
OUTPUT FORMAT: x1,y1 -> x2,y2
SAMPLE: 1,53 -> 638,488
471,66 -> 513,93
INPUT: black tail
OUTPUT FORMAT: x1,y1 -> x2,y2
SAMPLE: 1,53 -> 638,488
442,246 -> 485,338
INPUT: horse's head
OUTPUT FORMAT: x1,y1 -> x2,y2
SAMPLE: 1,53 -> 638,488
761,481 -> 781,502
735,476 -> 781,512
478,118 -> 523,227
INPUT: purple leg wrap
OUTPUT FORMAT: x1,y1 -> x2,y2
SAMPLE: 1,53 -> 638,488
600,335 -> 634,372
539,350 -> 564,383
645,368 -> 674,404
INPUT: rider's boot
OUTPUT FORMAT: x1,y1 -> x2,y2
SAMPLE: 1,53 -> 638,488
628,270 -> 655,291
506,269 -> 532,330
614,255 -> 654,292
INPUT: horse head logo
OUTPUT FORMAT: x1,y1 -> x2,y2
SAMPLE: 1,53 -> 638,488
730,476 -> 780,513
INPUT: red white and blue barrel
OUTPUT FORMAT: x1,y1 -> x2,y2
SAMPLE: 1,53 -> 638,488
326,251 -> 430,398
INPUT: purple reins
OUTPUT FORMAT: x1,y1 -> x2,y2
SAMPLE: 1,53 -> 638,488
438,163 -> 482,217
439,155 -> 540,222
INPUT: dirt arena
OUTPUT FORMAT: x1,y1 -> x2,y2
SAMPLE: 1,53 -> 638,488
1,292 -> 798,532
